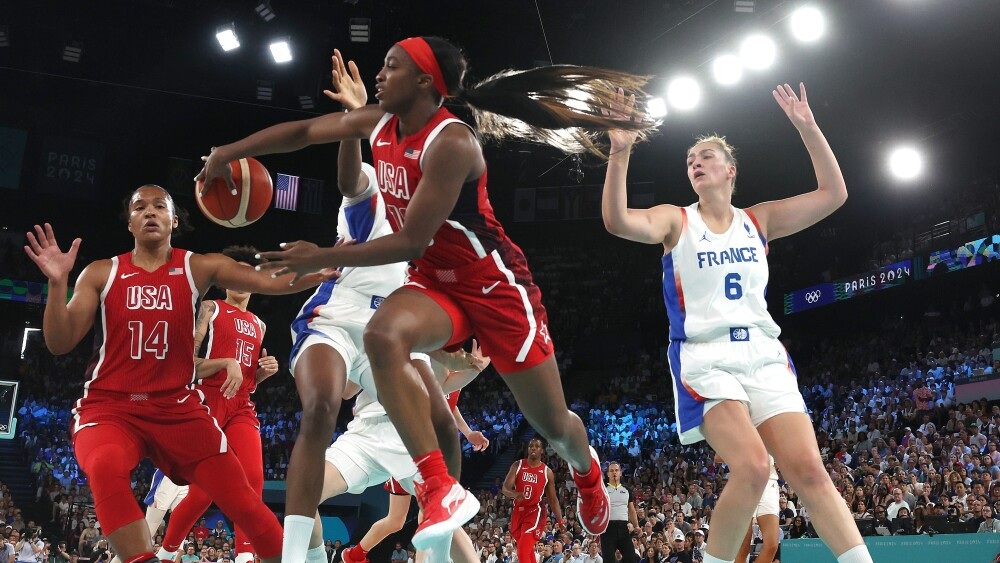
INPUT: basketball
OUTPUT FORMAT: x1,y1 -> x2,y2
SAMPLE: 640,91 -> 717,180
195,157 -> 273,228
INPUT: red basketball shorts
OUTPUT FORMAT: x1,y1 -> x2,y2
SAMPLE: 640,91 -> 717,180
403,250 -> 554,374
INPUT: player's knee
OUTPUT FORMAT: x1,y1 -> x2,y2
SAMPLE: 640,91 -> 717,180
299,393 -> 340,428
362,323 -> 407,360
82,442 -> 133,482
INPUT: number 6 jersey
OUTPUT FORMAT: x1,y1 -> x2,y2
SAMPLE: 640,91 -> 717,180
662,204 -> 780,342
79,249 -> 198,405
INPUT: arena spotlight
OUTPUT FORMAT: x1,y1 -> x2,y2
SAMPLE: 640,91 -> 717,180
647,97 -> 667,119
739,34 -> 777,70
888,146 -> 923,181
666,77 -> 701,111
216,23 -> 240,52
712,54 -> 743,86
789,6 -> 826,43
734,0 -> 755,13
0,26 -> 9,48
255,1 -> 276,22
270,38 -> 292,64
299,95 -> 314,110
62,41 -> 83,63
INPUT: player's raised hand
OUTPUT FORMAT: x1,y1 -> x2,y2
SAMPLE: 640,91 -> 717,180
323,49 -> 368,111
773,82 -> 816,131
24,223 -> 81,283
602,88 -> 642,154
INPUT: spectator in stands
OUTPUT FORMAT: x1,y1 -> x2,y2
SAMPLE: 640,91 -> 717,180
180,545 -> 198,563
77,522 -> 99,557
582,542 -> 602,563
1,533 -> 16,563
979,506 -> 1000,533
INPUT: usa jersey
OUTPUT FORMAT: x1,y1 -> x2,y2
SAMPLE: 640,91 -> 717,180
200,299 -> 264,396
78,250 -> 199,406
513,460 -> 548,509
662,205 -> 780,342
291,164 -> 406,336
370,107 -> 525,271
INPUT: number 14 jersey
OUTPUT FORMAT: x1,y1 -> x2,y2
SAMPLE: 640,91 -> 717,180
80,250 -> 198,404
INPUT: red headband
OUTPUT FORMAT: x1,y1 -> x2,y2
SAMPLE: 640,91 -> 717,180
396,37 -> 448,98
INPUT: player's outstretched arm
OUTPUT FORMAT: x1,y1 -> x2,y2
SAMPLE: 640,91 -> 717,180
24,223 -> 100,355
748,83 -> 847,241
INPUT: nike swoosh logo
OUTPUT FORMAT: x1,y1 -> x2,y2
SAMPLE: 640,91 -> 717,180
226,309 -> 236,314
481,281 -> 501,294
376,140 -> 391,147
441,483 -> 466,513
120,272 -> 139,279
177,395 -> 189,404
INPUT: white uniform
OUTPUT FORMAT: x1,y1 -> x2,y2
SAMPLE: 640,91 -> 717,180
289,163 -> 408,398
143,469 -> 189,536
663,204 -> 806,444
754,456 -> 780,517
323,389 -> 420,494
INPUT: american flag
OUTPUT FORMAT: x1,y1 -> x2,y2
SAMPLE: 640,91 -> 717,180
403,147 -> 421,160
275,173 -> 299,211
168,267 -> 183,275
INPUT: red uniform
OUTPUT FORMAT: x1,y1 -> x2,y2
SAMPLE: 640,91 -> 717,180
445,390 -> 461,410
370,107 -> 554,374
510,459 -> 549,540
163,300 -> 266,557
70,250 -> 281,556
72,250 -> 225,481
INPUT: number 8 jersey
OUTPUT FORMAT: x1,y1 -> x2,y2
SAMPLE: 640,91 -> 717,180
662,204 -> 780,342
80,250 -> 198,405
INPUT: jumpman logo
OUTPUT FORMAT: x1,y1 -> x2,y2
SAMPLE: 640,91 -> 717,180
699,231 -> 711,243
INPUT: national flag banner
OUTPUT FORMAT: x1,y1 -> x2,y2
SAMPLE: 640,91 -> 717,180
168,267 -> 183,275
297,177 -> 324,215
403,147 -> 421,160
275,173 -> 299,211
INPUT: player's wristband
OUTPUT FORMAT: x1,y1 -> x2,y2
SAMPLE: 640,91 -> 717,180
557,519 -> 566,527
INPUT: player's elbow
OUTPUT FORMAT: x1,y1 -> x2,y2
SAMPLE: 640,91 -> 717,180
44,336 -> 74,356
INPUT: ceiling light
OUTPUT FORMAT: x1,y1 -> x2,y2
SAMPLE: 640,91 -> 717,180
270,38 -> 292,64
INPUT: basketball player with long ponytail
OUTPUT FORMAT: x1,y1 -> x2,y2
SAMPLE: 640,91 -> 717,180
199,39 -> 657,554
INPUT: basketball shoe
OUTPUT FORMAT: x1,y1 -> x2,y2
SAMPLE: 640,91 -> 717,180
341,546 -> 368,563
412,475 -> 480,550
572,446 -> 610,535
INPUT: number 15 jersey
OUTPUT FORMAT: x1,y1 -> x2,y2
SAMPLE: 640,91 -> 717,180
662,204 -> 780,342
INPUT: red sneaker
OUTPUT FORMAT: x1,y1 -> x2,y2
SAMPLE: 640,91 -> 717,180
412,475 -> 480,550
572,446 -> 610,535
341,546 -> 369,563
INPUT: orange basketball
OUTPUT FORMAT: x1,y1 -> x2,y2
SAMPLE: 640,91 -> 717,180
195,157 -> 273,228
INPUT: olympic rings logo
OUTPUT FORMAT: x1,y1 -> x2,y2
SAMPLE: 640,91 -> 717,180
804,290 -> 822,303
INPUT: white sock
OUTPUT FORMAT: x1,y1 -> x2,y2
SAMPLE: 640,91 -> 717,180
703,554 -> 734,563
836,545 -> 874,563
282,515 -> 315,563
305,546 -> 327,563
235,553 -> 254,563
156,547 -> 178,561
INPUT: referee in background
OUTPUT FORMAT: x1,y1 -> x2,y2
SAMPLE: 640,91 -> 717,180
602,461 -> 639,563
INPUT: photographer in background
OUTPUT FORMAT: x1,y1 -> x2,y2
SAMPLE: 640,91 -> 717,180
14,528 -> 43,563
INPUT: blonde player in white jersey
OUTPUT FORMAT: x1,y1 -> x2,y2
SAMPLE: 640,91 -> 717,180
602,83 -> 871,563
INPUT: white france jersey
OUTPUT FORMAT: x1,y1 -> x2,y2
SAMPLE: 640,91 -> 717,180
662,204 -> 780,342
291,163 -> 407,338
